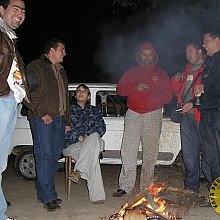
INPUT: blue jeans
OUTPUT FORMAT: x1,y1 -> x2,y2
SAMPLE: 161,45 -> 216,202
0,93 -> 17,220
30,115 -> 65,204
181,113 -> 211,192
200,110 -> 220,188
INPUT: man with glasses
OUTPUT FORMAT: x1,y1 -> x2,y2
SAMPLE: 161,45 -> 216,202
63,84 -> 106,204
25,39 -> 71,211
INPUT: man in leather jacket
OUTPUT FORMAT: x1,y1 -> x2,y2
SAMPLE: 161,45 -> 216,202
26,39 -> 71,212
0,0 -> 28,220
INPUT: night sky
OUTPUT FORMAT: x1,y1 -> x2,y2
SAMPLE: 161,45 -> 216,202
15,1 -> 220,83
16,0 -> 116,83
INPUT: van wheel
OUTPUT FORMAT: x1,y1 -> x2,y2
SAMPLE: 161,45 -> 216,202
14,148 -> 36,181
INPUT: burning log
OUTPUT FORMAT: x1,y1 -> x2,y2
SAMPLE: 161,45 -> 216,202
109,182 -> 177,220
126,188 -> 159,210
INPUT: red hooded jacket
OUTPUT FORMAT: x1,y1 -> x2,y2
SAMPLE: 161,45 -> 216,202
117,43 -> 172,114
171,63 -> 203,122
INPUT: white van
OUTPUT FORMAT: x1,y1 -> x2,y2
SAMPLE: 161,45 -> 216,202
11,83 -> 181,180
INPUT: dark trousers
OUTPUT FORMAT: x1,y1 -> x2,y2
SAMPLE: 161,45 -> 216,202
30,116 -> 65,204
181,114 -> 211,192
200,110 -> 220,188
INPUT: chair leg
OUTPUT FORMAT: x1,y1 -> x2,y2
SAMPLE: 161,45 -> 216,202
65,156 -> 72,200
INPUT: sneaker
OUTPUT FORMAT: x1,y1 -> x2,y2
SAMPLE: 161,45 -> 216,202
113,189 -> 127,197
6,218 -> 15,220
68,170 -> 81,183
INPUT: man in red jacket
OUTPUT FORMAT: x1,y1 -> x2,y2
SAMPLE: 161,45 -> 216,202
113,43 -> 172,197
171,42 -> 211,193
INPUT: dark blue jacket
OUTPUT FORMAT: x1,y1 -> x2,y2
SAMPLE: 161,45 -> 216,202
64,103 -> 106,148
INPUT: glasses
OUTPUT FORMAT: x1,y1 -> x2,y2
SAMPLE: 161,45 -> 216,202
75,90 -> 88,94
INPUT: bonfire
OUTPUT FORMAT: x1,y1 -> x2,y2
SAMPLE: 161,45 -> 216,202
110,182 -> 176,220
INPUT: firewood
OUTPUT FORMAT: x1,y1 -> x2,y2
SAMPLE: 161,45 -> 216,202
125,188 -> 158,210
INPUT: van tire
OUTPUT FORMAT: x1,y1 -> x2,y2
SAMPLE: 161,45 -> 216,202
14,148 -> 36,181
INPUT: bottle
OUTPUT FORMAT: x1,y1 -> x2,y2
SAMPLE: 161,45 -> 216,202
194,93 -> 202,106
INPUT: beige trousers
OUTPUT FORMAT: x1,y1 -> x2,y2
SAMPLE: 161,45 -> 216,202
63,132 -> 105,202
119,108 -> 162,193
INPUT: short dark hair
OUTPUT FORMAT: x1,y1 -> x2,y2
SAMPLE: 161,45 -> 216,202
0,0 -> 24,8
185,41 -> 206,55
75,84 -> 91,96
204,27 -> 220,39
44,39 -> 65,55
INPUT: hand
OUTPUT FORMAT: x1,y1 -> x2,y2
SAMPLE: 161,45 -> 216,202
194,84 -> 204,97
182,102 -> 193,113
41,114 -> 52,124
135,83 -> 149,91
78,135 -> 84,142
79,134 -> 88,142
65,126 -> 72,134
172,72 -> 184,82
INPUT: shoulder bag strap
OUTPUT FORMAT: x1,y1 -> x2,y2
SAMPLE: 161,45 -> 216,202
181,68 -> 203,102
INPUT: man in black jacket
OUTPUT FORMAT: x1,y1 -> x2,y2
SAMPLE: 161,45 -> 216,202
194,29 -> 220,188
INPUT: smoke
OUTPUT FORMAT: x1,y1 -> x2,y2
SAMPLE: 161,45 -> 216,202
95,4 -> 208,82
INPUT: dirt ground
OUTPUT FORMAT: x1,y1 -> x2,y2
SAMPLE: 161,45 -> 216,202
3,156 -> 220,220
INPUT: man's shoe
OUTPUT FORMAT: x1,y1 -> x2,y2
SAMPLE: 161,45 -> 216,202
113,189 -> 127,197
68,170 -> 81,183
43,200 -> 61,212
6,218 -> 15,220
92,200 -> 105,205
56,198 -> 62,204
38,198 -> 62,204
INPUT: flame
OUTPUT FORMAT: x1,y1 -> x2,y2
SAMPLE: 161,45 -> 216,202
116,182 -> 176,220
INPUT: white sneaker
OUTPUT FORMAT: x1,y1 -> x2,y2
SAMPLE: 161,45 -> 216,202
6,218 -> 15,220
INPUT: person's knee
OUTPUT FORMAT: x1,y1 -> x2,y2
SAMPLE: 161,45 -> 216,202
89,132 -> 99,139
87,132 -> 100,143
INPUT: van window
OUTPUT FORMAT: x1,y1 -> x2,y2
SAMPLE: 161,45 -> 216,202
96,91 -> 127,117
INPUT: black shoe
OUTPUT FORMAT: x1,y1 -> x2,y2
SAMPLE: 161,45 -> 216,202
56,198 -> 62,204
113,189 -> 127,197
38,198 -> 62,204
6,200 -> 11,207
43,200 -> 61,212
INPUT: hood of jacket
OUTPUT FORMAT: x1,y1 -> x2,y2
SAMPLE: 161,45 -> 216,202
135,43 -> 158,67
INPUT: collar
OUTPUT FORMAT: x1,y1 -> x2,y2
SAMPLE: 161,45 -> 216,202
0,17 -> 17,40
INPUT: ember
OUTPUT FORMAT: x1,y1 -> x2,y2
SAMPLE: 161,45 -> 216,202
109,182 -> 177,220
